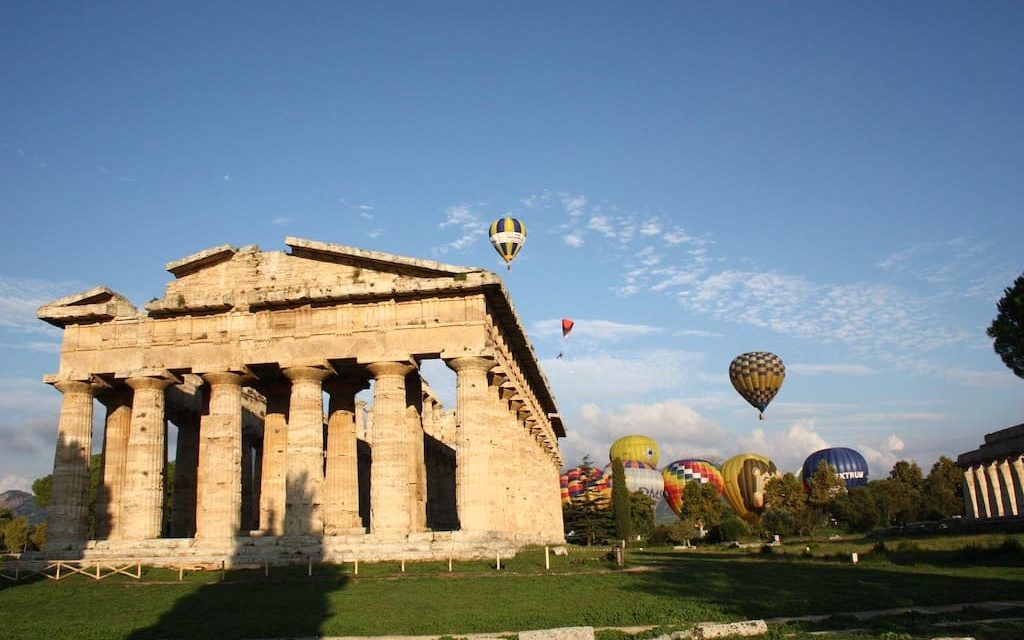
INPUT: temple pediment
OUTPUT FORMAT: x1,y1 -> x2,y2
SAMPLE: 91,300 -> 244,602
146,237 -> 500,315
37,286 -> 139,327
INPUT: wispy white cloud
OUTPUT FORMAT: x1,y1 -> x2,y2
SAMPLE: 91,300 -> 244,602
564,233 -> 584,247
0,276 -> 80,334
788,363 -> 877,376
738,419 -> 830,473
0,473 -> 32,493
366,228 -> 384,239
271,216 -> 292,226
542,349 -> 704,408
673,329 -> 723,338
433,205 -> 482,255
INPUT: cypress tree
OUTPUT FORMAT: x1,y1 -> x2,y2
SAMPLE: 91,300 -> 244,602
611,458 -> 632,543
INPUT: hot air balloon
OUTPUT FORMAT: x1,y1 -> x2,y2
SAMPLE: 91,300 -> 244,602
729,352 -> 786,419
662,459 -> 725,519
609,435 -> 660,467
721,453 -> 780,524
557,318 -> 574,359
489,217 -> 527,270
801,447 -> 869,491
561,318 -> 574,337
560,465 -> 611,508
604,460 -> 665,501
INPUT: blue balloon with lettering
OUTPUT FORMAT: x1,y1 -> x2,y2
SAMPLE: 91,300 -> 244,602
802,447 -> 869,490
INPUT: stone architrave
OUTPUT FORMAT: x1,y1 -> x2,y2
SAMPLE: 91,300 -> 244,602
283,365 -> 331,536
447,356 -> 495,532
122,375 -> 175,540
195,371 -> 247,540
93,388 -> 131,540
324,375 -> 369,534
367,361 -> 417,533
46,379 -> 97,548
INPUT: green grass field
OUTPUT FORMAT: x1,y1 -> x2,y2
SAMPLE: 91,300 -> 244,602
1,533 -> 1022,640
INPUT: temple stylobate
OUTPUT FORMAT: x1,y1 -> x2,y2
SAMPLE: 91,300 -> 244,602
38,237 -> 565,565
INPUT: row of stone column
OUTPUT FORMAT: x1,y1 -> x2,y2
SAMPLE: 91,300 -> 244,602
962,456 -> 1024,519
46,356 -> 563,549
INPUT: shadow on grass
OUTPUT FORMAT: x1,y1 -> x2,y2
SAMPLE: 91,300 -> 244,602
127,473 -> 349,640
627,550 -> 1024,620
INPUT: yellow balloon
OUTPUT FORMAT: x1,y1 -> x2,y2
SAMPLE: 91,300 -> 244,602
609,435 -> 660,467
721,453 -> 780,524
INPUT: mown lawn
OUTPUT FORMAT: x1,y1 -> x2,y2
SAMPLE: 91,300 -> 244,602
0,535 -> 1021,640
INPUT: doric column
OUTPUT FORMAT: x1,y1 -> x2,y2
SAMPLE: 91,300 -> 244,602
122,375 -> 174,540
1012,457 -> 1024,517
324,374 -> 369,534
986,462 -> 1005,518
259,384 -> 289,535
171,412 -> 200,537
46,379 -> 97,548
973,465 -> 992,518
195,371 -> 246,540
963,468 -> 979,519
446,357 -> 495,532
283,365 -> 331,536
998,459 -> 1018,517
404,369 -> 428,532
94,388 -> 131,540
366,361 -> 417,534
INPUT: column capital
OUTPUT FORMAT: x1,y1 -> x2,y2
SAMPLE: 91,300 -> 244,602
445,356 -> 495,374
366,361 -> 416,378
125,375 -> 175,392
283,365 -> 332,384
201,370 -> 251,387
51,379 -> 96,396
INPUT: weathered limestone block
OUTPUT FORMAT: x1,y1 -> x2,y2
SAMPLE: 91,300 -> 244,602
283,365 -> 331,536
195,371 -> 246,540
519,627 -> 595,640
693,620 -> 768,639
46,379 -> 96,548
122,375 -> 174,540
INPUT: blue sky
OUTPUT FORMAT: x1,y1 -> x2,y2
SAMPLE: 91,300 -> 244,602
1,3 -> 1021,493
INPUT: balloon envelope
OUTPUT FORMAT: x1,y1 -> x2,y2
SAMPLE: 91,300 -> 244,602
729,352 -> 786,419
721,453 -> 780,523
604,460 -> 665,501
662,459 -> 725,519
489,217 -> 527,266
561,318 -> 574,337
802,447 -> 869,490
609,435 -> 660,467
560,465 -> 610,508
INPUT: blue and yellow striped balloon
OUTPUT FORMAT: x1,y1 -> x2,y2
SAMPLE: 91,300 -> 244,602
489,217 -> 527,269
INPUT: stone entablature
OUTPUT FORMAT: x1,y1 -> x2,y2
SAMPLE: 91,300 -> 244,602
957,423 -> 1024,520
38,238 -> 566,563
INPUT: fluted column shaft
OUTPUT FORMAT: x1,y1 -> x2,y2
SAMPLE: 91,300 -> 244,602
986,462 -> 1005,518
283,366 -> 330,536
973,465 -> 992,518
195,372 -> 245,539
325,377 -> 368,533
963,468 -> 979,519
122,376 -> 173,540
47,380 -> 96,547
998,460 -> 1018,517
1012,458 -> 1024,517
259,385 -> 289,535
94,389 -> 131,540
447,357 -> 494,532
241,435 -> 255,530
367,361 -> 417,533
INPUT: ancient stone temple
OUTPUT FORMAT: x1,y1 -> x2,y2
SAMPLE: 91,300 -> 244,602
37,237 -> 565,565
957,423 -> 1024,520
